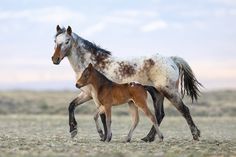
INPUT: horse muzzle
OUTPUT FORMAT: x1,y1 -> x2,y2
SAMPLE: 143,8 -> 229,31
75,83 -> 83,89
51,56 -> 61,65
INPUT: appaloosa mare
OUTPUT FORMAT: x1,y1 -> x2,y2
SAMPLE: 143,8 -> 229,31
51,25 -> 202,142
76,63 -> 163,142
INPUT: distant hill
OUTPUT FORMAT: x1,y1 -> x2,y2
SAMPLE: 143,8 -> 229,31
0,90 -> 235,116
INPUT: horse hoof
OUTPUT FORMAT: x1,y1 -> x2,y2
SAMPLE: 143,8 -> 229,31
149,136 -> 155,142
70,129 -> 77,138
141,135 -> 155,142
106,133 -> 112,142
141,137 -> 149,142
100,137 -> 106,142
98,129 -> 104,139
124,137 -> 131,143
159,135 -> 164,142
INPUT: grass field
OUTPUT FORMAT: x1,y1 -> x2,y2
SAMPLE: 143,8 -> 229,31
0,90 -> 236,117
0,115 -> 235,157
0,90 -> 235,157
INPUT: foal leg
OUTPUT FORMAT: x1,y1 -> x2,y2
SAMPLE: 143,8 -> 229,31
68,92 -> 92,138
104,106 -> 112,142
99,113 -> 107,141
141,87 -> 165,142
125,102 -> 139,142
164,89 -> 201,140
94,109 -> 105,140
140,104 -> 163,141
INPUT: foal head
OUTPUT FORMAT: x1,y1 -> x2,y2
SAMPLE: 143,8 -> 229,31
76,63 -> 94,88
52,25 -> 73,65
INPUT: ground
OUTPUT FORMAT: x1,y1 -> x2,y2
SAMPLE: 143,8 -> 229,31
0,115 -> 235,157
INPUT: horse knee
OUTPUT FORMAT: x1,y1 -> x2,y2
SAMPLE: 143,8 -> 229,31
68,102 -> 75,112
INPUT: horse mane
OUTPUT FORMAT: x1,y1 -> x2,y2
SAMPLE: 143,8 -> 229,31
81,38 -> 112,56
79,37 -> 112,70
55,26 -> 111,56
93,67 -> 112,84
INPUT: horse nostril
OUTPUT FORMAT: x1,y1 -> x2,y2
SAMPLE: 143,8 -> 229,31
75,84 -> 79,88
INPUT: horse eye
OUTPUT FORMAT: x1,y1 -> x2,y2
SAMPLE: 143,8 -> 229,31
65,39 -> 70,44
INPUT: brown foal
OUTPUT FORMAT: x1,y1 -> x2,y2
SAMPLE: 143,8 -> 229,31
76,63 -> 163,142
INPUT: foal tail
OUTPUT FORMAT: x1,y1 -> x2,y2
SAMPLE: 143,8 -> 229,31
171,56 -> 203,102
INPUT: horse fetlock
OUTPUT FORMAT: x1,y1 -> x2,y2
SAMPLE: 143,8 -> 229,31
196,127 -> 201,137
69,123 -> 77,132
98,129 -> 104,138
191,126 -> 201,140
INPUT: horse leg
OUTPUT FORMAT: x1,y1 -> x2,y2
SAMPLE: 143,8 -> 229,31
125,102 -> 139,142
68,92 -> 92,138
141,88 -> 165,142
93,109 -> 105,140
164,89 -> 201,140
104,106 -> 112,142
139,103 -> 164,141
99,113 -> 107,141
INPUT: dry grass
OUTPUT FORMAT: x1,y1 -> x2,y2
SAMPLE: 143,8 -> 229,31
0,90 -> 236,116
0,115 -> 235,157
0,90 -> 235,156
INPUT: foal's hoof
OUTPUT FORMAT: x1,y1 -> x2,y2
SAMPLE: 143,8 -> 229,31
70,129 -> 78,138
159,135 -> 164,142
98,129 -> 104,139
141,136 -> 155,142
106,133 -> 112,142
124,136 -> 131,143
100,136 -> 106,142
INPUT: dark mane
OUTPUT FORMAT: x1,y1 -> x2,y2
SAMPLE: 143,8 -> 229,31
81,38 -> 112,71
93,67 -> 113,85
82,39 -> 111,56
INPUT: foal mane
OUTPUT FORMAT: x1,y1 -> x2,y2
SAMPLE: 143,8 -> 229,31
92,67 -> 113,85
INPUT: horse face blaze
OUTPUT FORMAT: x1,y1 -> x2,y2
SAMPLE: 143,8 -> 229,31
52,44 -> 62,65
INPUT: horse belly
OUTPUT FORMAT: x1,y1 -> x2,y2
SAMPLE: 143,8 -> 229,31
111,88 -> 131,106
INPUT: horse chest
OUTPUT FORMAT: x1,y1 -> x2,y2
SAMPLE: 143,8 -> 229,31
90,87 -> 102,107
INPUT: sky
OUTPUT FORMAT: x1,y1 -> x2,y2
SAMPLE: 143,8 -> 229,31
0,0 -> 235,91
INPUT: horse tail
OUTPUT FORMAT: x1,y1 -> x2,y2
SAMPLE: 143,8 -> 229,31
171,56 -> 203,102
144,85 -> 165,125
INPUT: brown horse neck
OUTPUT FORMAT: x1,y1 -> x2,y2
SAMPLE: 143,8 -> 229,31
90,69 -> 114,91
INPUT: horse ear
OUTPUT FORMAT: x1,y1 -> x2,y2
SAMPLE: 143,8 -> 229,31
88,63 -> 93,70
67,26 -> 72,35
56,25 -> 61,32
